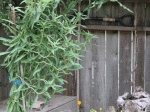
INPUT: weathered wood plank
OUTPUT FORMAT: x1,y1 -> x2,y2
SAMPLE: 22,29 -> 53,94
145,32 -> 150,94
93,30 -> 106,112
135,32 -> 145,88
0,24 -> 11,101
95,3 -> 109,26
88,30 -> 94,111
131,31 -> 134,93
103,2 -> 112,26
145,3 -> 150,27
63,75 -> 69,96
105,31 -> 118,109
91,2 -> 103,25
111,2 -> 120,26
82,26 -> 150,31
118,0 -> 148,2
137,3 -> 145,27
68,72 -> 74,96
79,34 -> 86,112
119,31 -> 131,95
79,31 -> 92,112
119,2 -> 134,27
0,95 -> 77,112
83,0 -> 148,3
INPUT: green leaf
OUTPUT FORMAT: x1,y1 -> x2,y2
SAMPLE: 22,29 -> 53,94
7,102 -> 15,112
16,102 -> 20,111
21,55 -> 38,63
30,94 -> 38,111
14,54 -> 26,63
27,93 -> 31,108
41,97 -> 48,109
14,84 -> 23,92
56,88 -> 66,93
32,68 -> 41,76
39,85 -> 48,93
17,103 -> 23,109
2,19 -> 14,24
0,37 -> 11,42
14,7 -> 25,14
117,1 -> 134,13
9,77 -> 17,82
2,23 -> 16,35
45,92 -> 51,99
10,47 -> 22,54
0,52 -> 9,56
9,84 -> 16,98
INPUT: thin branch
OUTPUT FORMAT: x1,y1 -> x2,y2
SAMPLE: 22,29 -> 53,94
16,73 -> 47,96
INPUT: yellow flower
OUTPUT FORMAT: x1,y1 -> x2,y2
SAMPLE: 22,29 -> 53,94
112,107 -> 114,109
95,111 -> 97,112
100,108 -> 102,110
78,101 -> 81,105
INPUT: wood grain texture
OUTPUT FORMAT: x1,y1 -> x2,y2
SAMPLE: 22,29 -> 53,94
94,3 -> 107,26
137,3 -> 145,27
135,32 -> 145,89
79,34 -> 86,112
90,30 -> 94,110
119,31 -> 131,95
111,2 -> 119,26
82,26 -> 150,31
93,30 -> 106,112
145,3 -> 150,27
79,31 -> 92,112
0,24 -> 11,101
0,95 -> 77,112
145,32 -> 150,94
119,2 -> 134,27
63,75 -> 69,96
105,31 -> 118,109
83,0 -> 148,2
103,2 -> 112,26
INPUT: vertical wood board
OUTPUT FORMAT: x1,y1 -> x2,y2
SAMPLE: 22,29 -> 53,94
111,2 -> 120,26
105,31 -> 118,109
79,32 -> 92,112
119,31 -> 131,95
102,2 -> 112,26
145,32 -> 150,94
135,32 -> 145,88
145,3 -> 150,27
93,30 -> 106,112
0,25 -> 11,101
137,3 -> 145,27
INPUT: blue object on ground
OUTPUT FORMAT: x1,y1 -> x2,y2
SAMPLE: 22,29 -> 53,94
9,76 -> 23,86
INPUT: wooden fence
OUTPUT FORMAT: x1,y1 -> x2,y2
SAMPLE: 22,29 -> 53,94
79,1 -> 150,112
0,24 -> 12,101
1,1 -> 150,112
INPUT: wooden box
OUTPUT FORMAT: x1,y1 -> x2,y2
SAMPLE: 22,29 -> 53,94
0,95 -> 77,112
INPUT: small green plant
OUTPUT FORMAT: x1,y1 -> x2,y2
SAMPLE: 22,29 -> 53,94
90,109 -> 97,112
